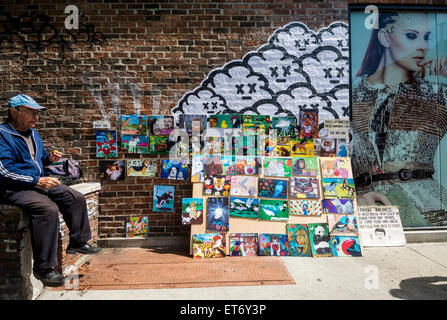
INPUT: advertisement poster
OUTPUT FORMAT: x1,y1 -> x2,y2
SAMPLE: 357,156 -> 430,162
350,7 -> 447,228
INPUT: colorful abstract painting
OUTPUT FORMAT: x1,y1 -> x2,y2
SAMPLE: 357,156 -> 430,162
126,217 -> 149,238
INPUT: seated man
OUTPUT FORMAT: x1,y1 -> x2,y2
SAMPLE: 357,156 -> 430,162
0,94 -> 101,287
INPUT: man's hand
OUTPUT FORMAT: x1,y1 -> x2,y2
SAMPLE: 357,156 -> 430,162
48,150 -> 63,162
357,192 -> 392,206
37,177 -> 61,189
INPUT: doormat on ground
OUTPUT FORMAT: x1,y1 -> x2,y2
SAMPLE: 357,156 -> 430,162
50,248 -> 295,290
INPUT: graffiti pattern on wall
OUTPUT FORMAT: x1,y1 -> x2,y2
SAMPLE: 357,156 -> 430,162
171,22 -> 350,126
0,11 -> 105,62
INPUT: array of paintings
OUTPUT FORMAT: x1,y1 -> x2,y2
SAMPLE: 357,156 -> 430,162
192,154 -> 361,259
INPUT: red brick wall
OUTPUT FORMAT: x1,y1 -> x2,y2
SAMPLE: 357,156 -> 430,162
0,0 -> 438,239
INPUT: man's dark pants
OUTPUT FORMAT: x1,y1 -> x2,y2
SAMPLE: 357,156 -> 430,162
3,184 -> 92,270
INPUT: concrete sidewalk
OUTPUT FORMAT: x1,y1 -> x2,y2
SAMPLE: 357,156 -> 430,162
36,242 -> 447,300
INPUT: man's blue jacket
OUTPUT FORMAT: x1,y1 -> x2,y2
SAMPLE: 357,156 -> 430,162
0,122 -> 51,193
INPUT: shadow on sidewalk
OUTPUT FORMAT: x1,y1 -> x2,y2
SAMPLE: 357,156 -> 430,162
389,276 -> 447,300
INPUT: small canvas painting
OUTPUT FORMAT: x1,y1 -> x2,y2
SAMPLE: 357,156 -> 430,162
121,135 -> 149,154
291,139 -> 314,156
291,156 -> 319,176
127,159 -> 157,177
299,109 -> 318,139
259,233 -> 289,256
328,214 -> 359,236
289,177 -> 320,199
263,158 -> 292,178
322,178 -> 356,199
149,135 -> 170,155
160,159 -> 189,180
320,157 -> 353,179
182,198 -> 203,225
258,199 -> 289,221
320,137 -> 337,157
230,176 -> 258,197
191,154 -> 205,182
96,130 -> 117,158
287,224 -> 312,257
99,160 -> 125,181
209,114 -> 241,128
257,178 -> 288,199
308,223 -> 333,257
322,199 -> 354,214
149,115 -> 175,136
229,233 -> 259,256
203,174 -> 232,196
271,116 -> 297,138
126,217 -> 149,238
242,115 -> 270,135
233,156 -> 260,175
331,235 -> 362,257
192,233 -> 226,259
120,115 -> 148,135
229,197 -> 259,219
153,185 -> 174,212
178,114 -> 208,134
289,199 -> 322,216
206,197 -> 230,232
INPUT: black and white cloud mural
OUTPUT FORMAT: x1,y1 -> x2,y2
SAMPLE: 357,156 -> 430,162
171,22 -> 349,124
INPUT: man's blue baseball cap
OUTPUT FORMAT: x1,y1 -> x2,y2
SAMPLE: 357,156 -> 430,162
7,94 -> 47,110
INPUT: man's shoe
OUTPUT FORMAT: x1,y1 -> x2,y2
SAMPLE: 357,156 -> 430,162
33,268 -> 66,287
66,243 -> 102,255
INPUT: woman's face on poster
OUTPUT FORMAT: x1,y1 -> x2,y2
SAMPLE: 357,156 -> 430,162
379,13 -> 431,73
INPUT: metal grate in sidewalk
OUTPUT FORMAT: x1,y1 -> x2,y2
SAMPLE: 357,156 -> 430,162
50,248 -> 295,290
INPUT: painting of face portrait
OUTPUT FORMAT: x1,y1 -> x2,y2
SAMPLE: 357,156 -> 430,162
263,157 -> 292,178
299,109 -> 318,139
292,156 -> 319,176
230,176 -> 258,197
287,224 -> 312,257
229,233 -> 259,256
149,115 -> 175,136
350,8 -> 447,228
99,160 -> 125,181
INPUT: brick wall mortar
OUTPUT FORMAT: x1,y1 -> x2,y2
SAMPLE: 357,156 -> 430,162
0,0 -> 431,238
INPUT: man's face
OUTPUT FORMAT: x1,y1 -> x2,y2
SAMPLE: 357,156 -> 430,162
11,106 -> 39,130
